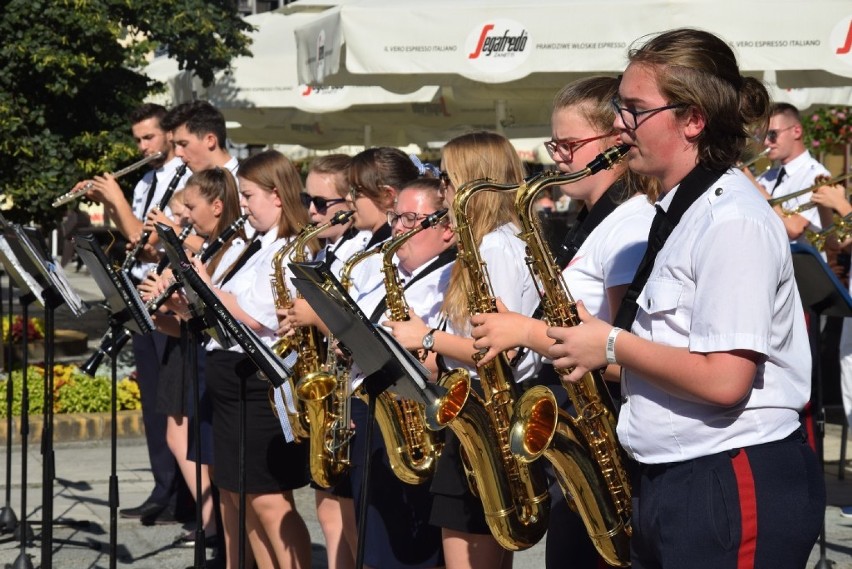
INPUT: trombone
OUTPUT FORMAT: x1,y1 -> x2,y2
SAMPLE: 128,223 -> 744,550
766,172 -> 852,217
52,151 -> 165,207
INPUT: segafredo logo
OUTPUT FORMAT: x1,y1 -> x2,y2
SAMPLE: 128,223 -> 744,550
465,19 -> 532,73
832,14 -> 852,71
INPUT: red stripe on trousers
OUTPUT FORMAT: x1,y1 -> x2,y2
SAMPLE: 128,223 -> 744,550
732,450 -> 758,569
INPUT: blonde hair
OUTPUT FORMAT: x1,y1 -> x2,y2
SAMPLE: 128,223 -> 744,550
440,131 -> 526,329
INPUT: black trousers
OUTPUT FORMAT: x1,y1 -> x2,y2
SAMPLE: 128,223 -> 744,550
132,330 -> 178,506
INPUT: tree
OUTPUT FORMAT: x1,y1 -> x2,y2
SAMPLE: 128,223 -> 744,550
0,0 -> 253,229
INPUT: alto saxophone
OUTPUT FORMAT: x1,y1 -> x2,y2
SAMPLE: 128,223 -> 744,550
293,210 -> 357,487
508,145 -> 633,567
268,227 -> 323,441
361,210 -> 449,485
424,180 -> 550,550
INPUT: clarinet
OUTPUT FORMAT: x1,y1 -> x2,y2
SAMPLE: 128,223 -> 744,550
80,214 -> 247,376
120,163 -> 188,273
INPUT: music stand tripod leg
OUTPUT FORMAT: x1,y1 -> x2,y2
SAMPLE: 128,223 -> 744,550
1,275 -> 20,535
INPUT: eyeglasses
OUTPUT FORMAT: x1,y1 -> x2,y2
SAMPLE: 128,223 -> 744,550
439,171 -> 452,189
765,125 -> 796,143
611,97 -> 687,129
300,193 -> 347,212
387,210 -> 432,229
544,132 -> 614,161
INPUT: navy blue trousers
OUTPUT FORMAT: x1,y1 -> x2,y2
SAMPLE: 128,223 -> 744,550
631,429 -> 825,569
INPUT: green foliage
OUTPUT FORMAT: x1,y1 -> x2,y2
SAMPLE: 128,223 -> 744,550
0,0 -> 253,229
0,364 -> 142,417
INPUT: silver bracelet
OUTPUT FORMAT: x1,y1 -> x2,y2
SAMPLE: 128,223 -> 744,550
606,327 -> 623,365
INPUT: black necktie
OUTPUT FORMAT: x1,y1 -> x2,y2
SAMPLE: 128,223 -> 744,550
142,173 -> 158,215
613,166 -> 725,330
771,167 -> 787,194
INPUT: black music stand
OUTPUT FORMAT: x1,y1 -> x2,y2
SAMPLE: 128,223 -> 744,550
75,233 -> 154,569
2,221 -> 88,569
288,260 -> 442,569
159,223 -> 297,569
0,232 -> 44,569
790,242 -> 852,569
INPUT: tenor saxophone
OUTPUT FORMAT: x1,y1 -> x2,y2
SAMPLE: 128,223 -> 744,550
268,227 -> 321,442
359,210 -> 449,485
508,145 -> 633,567
423,180 -> 550,550
293,210 -> 357,487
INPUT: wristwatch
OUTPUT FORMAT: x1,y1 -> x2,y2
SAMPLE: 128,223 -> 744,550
422,328 -> 438,351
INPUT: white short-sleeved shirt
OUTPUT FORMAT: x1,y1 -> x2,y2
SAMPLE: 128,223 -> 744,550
564,194 -> 655,323
618,169 -> 811,464
757,150 -> 830,243
129,156 -> 190,282
443,223 -> 541,383
349,251 -> 455,389
320,228 -> 374,281
206,230 -> 308,352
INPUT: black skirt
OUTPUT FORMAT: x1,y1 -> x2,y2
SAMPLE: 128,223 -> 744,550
204,349 -> 309,493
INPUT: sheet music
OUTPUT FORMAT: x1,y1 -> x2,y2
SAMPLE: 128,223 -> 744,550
74,234 -> 154,334
289,261 -> 442,405
0,235 -> 45,304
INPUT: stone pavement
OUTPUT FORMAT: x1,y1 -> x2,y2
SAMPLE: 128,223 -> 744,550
1,430 -> 852,568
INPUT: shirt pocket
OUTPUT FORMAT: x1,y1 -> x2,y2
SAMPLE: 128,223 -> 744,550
636,277 -> 683,339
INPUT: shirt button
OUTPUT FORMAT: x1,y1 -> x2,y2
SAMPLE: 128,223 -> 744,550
715,187 -> 723,196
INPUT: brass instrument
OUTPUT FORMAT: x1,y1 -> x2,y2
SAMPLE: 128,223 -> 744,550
736,147 -> 770,171
507,145 -> 633,566
121,163 -> 188,273
269,225 -> 326,442
806,211 -> 852,251
52,151 -> 166,207
424,179 -> 550,550
767,172 -> 852,216
357,210 -> 449,485
293,210 -> 358,487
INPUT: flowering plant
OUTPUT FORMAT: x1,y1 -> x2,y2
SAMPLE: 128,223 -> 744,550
2,315 -> 45,343
803,106 -> 851,150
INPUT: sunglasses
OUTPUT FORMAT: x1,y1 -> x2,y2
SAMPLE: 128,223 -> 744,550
765,125 -> 796,143
544,132 -> 614,162
300,193 -> 347,212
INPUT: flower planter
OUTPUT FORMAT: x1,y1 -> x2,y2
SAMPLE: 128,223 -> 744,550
7,329 -> 88,363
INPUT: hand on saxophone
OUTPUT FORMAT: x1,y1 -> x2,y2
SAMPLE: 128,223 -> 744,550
547,300 -> 612,383
470,297 -> 533,365
275,307 -> 296,338
382,309 -> 429,352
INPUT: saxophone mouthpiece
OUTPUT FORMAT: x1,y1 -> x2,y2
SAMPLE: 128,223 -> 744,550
587,144 -> 631,175
332,209 -> 355,225
422,208 -> 449,228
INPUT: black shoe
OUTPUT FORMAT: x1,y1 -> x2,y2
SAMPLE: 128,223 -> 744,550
141,505 -> 178,526
119,499 -> 163,520
172,531 -> 218,548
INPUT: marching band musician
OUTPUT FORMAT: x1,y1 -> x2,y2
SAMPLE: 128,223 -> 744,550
140,167 -> 249,554
77,102 -> 190,525
277,153 -> 361,569
750,102 -> 830,243
385,131 -> 540,569
190,150 -> 314,569
547,29 -> 825,568
347,175 -> 454,569
468,76 -> 656,569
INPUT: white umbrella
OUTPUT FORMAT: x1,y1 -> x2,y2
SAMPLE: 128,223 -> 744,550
144,7 -> 442,147
294,0 -> 852,105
